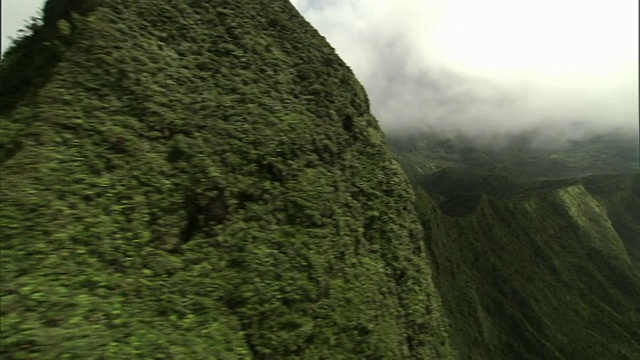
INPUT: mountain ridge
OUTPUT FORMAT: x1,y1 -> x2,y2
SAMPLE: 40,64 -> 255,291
2,0 -> 639,359
405,152 -> 640,359
0,1 -> 454,358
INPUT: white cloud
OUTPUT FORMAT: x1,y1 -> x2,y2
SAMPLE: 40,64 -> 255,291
1,0 -> 45,55
291,0 -> 639,137
2,0 -> 638,139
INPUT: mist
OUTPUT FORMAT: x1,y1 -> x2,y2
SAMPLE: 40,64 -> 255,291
2,0 -> 638,143
290,0 -> 639,142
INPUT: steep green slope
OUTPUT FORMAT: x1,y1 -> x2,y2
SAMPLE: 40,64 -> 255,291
414,175 -> 640,359
581,175 -> 640,269
0,1 -> 454,358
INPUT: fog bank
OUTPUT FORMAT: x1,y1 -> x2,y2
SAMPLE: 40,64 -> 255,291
291,0 -> 639,139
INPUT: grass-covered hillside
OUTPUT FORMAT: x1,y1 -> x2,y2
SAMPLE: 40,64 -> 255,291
581,175 -> 640,269
0,1 -> 454,358
407,160 -> 640,359
392,128 -> 640,358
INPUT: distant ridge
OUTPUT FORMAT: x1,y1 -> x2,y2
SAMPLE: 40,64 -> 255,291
395,132 -> 640,359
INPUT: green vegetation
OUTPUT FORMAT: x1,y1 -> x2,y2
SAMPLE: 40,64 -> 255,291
393,132 -> 640,359
418,178 -> 640,359
3,0 -> 638,359
0,1 -> 454,358
581,175 -> 640,269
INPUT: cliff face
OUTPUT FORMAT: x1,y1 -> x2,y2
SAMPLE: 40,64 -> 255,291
414,174 -> 640,360
0,1 -> 453,358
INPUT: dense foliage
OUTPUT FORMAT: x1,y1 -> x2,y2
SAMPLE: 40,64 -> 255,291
0,0 -> 454,358
393,134 -> 640,359
4,0 -> 637,359
417,176 -> 640,359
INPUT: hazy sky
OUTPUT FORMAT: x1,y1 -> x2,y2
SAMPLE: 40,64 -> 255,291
3,0 -> 638,138
1,0 -> 44,54
290,0 -> 639,138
